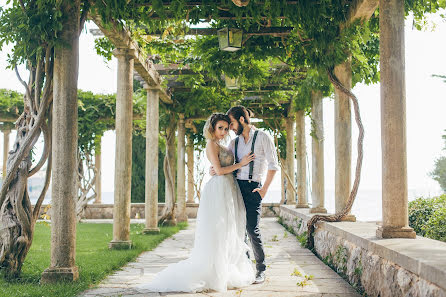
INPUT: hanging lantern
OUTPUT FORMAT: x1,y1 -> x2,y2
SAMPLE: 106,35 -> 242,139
218,28 -> 243,51
224,75 -> 240,89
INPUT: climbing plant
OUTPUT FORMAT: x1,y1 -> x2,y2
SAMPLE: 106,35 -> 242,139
1,0 -> 444,278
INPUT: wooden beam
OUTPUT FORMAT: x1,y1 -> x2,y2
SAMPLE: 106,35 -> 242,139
146,27 -> 293,37
347,0 -> 378,24
149,13 -> 287,20
88,13 -> 173,104
154,64 -> 197,75
137,1 -> 299,7
91,27 -> 293,38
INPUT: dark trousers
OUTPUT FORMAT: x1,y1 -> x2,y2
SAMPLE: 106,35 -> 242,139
237,179 -> 266,272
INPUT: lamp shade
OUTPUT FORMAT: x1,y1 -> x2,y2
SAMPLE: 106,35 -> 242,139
218,28 -> 243,51
224,75 -> 240,89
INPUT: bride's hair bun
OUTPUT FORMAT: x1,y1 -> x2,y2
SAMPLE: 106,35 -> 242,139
203,113 -> 230,141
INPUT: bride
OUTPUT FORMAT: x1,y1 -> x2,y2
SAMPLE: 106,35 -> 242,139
138,113 -> 256,293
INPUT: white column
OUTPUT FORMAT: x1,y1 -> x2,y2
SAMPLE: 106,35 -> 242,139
334,59 -> 356,221
285,117 -> 296,205
186,134 -> 195,203
41,1 -> 80,283
94,144 -> 102,204
310,91 -> 327,214
143,86 -> 160,234
109,48 -> 134,249
280,162 -> 287,204
377,0 -> 415,239
176,114 -> 187,222
295,111 -> 308,208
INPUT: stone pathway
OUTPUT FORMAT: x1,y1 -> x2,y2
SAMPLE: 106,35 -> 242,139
79,218 -> 360,297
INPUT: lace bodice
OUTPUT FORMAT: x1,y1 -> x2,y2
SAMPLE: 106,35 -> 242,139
218,145 -> 234,167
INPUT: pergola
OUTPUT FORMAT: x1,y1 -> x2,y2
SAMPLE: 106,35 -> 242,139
5,0 -> 414,283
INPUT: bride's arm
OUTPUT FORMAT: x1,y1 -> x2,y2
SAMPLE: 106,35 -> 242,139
206,141 -> 254,176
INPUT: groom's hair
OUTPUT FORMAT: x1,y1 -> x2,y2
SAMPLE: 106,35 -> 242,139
226,106 -> 253,125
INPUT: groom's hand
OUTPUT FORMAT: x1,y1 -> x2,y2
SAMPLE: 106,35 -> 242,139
252,187 -> 267,199
209,166 -> 216,176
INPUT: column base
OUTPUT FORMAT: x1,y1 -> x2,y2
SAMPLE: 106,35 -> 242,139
177,214 -> 188,223
296,203 -> 309,209
309,207 -> 327,214
376,226 -> 416,239
41,266 -> 79,283
108,240 -> 132,250
143,227 -> 160,234
339,214 -> 356,222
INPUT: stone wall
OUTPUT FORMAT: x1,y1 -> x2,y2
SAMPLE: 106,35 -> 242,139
280,205 -> 446,297
35,202 -> 280,220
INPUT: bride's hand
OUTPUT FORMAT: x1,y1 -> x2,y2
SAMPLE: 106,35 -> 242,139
240,152 -> 255,166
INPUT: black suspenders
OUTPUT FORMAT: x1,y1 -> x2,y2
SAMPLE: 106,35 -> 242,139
233,137 -> 240,178
234,130 -> 259,181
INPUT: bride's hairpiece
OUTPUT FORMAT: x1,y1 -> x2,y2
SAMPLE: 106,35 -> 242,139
203,113 -> 230,142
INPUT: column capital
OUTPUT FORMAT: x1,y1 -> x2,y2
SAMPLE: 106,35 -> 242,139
143,83 -> 160,91
112,48 -> 136,58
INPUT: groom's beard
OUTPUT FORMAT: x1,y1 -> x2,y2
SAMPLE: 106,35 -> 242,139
236,120 -> 244,135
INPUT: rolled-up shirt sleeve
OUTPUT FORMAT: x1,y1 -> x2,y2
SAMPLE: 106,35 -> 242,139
262,132 -> 280,171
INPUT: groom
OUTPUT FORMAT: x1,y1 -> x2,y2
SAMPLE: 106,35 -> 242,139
213,105 -> 279,284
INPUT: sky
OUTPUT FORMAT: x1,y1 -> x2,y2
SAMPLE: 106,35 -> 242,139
0,6 -> 445,219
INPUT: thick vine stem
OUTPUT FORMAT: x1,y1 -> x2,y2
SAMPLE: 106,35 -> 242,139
306,68 -> 364,248
0,76 -> 53,208
28,121 -> 49,177
32,152 -> 51,223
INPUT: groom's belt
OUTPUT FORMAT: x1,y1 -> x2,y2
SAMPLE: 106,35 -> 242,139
237,179 -> 261,186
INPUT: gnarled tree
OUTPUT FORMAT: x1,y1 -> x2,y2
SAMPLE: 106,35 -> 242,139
0,0 -> 89,277
0,48 -> 54,278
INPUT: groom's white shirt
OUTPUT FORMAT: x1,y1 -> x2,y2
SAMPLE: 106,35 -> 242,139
228,126 -> 279,183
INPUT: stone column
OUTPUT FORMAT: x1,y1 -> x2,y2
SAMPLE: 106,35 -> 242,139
295,110 -> 309,208
186,134 -> 195,203
310,91 -> 327,214
143,86 -> 160,234
109,48 -> 134,249
2,130 -> 10,178
176,114 -> 188,222
377,0 -> 415,239
94,145 -> 102,204
41,0 -> 80,283
285,117 -> 296,205
334,59 -> 356,221
280,162 -> 287,205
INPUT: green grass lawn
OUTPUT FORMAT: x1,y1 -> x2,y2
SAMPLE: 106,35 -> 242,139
0,221 -> 187,297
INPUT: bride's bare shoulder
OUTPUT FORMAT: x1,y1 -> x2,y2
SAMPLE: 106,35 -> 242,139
206,140 -> 220,153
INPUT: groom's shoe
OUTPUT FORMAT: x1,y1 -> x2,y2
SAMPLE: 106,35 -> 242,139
254,271 -> 265,284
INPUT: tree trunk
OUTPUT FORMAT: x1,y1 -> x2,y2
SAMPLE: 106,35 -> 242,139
0,60 -> 53,277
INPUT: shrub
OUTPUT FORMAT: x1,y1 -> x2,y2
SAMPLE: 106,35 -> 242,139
409,195 -> 446,240
424,206 -> 446,242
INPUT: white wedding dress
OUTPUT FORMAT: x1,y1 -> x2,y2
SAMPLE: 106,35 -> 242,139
138,145 -> 255,293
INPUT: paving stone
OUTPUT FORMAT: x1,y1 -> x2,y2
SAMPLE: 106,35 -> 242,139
77,218 -> 360,297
